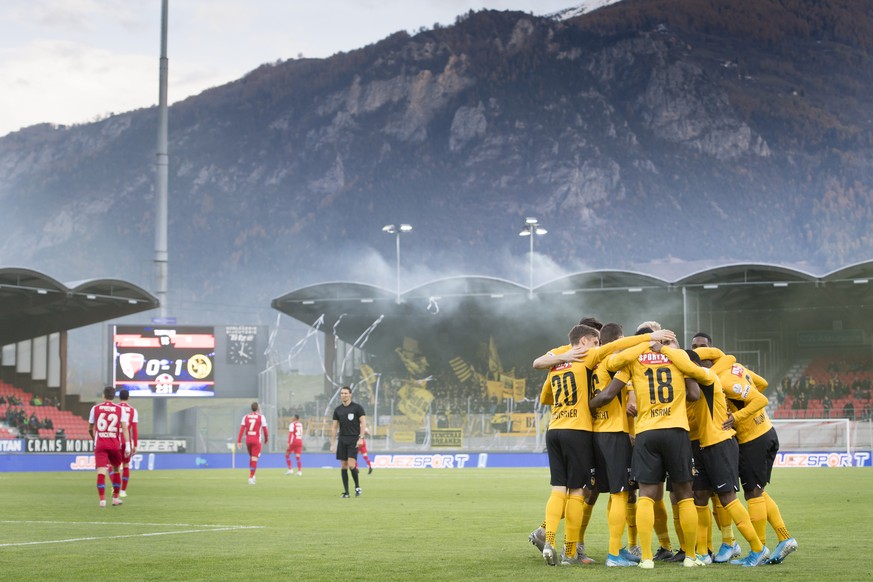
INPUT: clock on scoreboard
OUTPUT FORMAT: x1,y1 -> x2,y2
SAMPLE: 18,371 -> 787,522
112,325 -> 216,397
225,325 -> 257,365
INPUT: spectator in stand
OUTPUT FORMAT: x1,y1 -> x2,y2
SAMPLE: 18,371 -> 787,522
43,417 -> 53,430
0,395 -> 6,405
31,395 -> 43,406
28,413 -> 40,434
843,401 -> 855,419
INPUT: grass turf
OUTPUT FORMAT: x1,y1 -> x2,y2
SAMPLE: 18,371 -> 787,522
1,466 -> 870,580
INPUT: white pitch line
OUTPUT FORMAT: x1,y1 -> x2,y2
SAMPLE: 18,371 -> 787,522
0,520 -> 260,528
0,525 -> 264,548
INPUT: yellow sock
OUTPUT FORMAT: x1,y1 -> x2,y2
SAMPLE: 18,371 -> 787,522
672,503 -> 684,551
747,496 -> 767,546
579,500 -> 595,544
763,492 -> 791,541
627,500 -> 638,546
637,497 -> 656,561
653,498 -> 671,549
726,499 -> 763,552
608,492 -> 628,555
696,505 -> 710,556
677,499 -> 698,559
712,495 -> 735,545
545,491 -> 567,547
565,494 -> 584,557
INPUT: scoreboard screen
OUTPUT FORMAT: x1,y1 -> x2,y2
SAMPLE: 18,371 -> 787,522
112,325 -> 216,397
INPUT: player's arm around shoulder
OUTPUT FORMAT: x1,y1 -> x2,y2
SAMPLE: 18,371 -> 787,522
606,339 -> 650,372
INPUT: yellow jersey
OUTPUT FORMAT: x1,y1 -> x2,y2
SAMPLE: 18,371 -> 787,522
541,334 -> 654,431
607,343 -> 712,435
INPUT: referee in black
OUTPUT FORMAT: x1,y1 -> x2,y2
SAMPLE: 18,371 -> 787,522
331,386 -> 367,498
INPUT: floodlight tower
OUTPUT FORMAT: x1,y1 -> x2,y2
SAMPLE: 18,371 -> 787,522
382,224 -> 413,303
519,217 -> 547,299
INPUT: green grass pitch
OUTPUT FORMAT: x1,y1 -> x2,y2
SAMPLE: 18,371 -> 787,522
1,466 -> 870,580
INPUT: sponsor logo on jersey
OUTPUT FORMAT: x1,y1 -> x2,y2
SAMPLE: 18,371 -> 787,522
638,353 -> 670,365
553,362 -> 572,371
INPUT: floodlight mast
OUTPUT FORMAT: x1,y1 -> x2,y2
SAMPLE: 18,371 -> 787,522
153,0 -> 170,435
154,0 -> 169,319
519,217 -> 547,299
383,224 -> 412,303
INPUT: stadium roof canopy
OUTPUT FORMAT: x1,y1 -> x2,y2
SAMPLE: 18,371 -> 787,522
272,262 -> 873,378
0,267 -> 159,346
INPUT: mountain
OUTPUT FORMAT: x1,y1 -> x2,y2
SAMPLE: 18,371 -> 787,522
1,0 -> 872,323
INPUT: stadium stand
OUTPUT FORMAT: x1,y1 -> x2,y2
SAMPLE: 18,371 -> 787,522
773,356 -> 873,421
0,381 -> 91,440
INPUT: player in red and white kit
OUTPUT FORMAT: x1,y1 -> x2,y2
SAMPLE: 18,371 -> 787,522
89,386 -> 130,507
237,402 -> 268,484
117,389 -> 138,498
285,414 -> 304,476
358,427 -> 374,475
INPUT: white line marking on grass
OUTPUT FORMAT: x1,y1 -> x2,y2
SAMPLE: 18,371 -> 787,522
1,520 -> 260,528
0,521 -> 263,548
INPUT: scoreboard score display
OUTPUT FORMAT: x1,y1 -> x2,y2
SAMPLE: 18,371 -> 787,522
112,326 -> 216,397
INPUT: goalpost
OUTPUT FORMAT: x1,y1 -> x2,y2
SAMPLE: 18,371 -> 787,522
771,418 -> 852,455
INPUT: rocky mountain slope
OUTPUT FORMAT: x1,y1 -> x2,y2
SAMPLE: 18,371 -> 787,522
1,0 -> 871,322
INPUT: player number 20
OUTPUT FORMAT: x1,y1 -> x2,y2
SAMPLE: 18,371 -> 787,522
551,372 -> 578,406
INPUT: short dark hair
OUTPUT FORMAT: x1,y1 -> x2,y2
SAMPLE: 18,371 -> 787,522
103,386 -> 116,400
340,386 -> 352,394
569,324 -> 600,345
251,402 -> 259,412
692,332 -> 713,344
292,414 -> 300,420
600,322 -> 624,344
119,389 -> 130,401
578,316 -> 603,331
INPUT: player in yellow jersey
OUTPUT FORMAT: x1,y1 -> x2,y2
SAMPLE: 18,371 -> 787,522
605,329 -> 707,569
528,317 -> 603,560
695,346 -> 798,566
663,346 -> 769,567
587,322 -> 649,567
534,323 -> 673,567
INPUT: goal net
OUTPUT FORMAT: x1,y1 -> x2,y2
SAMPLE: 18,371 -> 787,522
772,418 -> 852,454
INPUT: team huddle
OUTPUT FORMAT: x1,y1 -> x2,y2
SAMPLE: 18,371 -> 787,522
529,317 -> 798,569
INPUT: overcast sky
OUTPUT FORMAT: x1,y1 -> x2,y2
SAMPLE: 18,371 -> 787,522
0,1 -> 622,138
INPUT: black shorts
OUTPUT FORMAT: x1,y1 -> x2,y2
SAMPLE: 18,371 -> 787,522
694,438 -> 740,494
546,429 -> 594,489
738,427 -> 779,491
593,431 -> 633,493
632,428 -> 693,485
335,435 -> 359,462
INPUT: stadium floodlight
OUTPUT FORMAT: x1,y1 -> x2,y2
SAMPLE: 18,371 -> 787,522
519,218 -> 547,299
383,223 -> 413,303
